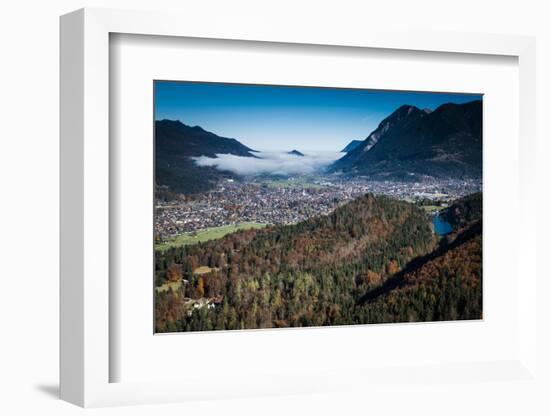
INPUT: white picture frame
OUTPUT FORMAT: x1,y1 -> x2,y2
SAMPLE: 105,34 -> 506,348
60,7 -> 537,408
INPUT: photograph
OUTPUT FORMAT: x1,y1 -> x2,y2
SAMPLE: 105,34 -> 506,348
153,81 -> 483,333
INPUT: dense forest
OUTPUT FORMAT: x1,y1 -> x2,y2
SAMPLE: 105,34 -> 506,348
155,192 -> 482,332
440,191 -> 482,229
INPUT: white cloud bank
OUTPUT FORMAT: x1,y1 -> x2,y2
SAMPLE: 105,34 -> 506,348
193,151 -> 342,176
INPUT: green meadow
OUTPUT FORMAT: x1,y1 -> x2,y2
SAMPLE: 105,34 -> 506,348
155,222 -> 267,252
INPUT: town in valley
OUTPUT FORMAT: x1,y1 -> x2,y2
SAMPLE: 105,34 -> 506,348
155,176 -> 481,240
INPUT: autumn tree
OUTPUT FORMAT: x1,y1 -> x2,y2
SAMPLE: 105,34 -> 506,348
166,263 -> 182,282
197,277 -> 205,298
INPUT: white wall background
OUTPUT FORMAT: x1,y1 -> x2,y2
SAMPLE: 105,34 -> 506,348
0,0 -> 548,415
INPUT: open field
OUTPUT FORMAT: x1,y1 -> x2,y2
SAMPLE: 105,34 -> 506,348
155,280 -> 182,293
421,205 -> 443,213
256,177 -> 324,189
193,266 -> 219,275
155,222 -> 267,252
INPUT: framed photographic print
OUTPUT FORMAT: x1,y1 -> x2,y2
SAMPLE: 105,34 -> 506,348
60,8 -> 538,408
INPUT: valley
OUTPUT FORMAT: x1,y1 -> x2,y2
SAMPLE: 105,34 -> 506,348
153,86 -> 483,333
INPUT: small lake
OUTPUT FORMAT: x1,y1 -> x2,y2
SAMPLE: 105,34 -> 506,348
432,214 -> 453,236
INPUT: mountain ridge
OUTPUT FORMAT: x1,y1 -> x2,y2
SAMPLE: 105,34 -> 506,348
341,140 -> 363,153
331,100 -> 482,180
155,119 -> 256,195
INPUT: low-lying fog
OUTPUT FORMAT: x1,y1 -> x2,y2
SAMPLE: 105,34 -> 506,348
193,150 -> 342,176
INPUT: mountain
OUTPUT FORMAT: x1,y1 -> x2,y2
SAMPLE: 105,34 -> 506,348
341,140 -> 363,153
287,149 -> 305,156
155,120 -> 256,195
330,100 -> 482,180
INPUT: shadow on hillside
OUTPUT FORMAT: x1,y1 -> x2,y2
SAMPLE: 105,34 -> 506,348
359,220 -> 482,304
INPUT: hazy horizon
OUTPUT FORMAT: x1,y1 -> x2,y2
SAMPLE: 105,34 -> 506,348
154,81 -> 482,152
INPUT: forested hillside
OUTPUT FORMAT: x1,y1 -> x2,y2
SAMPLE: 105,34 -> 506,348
440,192 -> 482,229
155,193 -> 482,332
358,220 -> 482,322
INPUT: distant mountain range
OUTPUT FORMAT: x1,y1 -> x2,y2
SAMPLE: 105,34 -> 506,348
341,140 -> 363,153
156,100 -> 482,195
330,100 -> 482,180
155,120 -> 256,195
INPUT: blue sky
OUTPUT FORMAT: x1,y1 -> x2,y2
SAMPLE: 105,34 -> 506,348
155,81 -> 482,152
